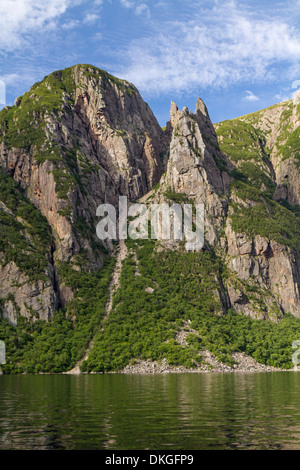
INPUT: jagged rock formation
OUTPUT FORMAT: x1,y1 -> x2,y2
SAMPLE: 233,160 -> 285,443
149,97 -> 300,319
153,98 -> 232,247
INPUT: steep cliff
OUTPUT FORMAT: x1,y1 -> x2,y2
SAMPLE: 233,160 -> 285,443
156,99 -> 232,247
0,168 -> 58,323
0,64 -> 164,322
215,99 -> 300,319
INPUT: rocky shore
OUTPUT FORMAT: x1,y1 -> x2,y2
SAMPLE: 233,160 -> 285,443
120,352 -> 294,374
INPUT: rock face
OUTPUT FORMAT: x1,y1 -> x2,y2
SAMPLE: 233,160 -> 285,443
217,97 -> 300,207
0,261 -> 58,323
0,65 -> 164,266
154,98 -> 232,247
225,223 -> 300,319
215,98 -> 300,319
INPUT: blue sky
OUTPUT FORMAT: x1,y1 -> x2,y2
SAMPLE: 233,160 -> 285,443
1,0 -> 300,126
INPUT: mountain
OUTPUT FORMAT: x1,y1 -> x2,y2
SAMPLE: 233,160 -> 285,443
1,64 -> 300,374
0,64 -> 164,324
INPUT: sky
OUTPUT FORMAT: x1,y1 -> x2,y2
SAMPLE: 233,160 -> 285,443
1,0 -> 300,126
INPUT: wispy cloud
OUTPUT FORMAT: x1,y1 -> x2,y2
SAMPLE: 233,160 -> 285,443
120,0 -> 135,8
119,0 -> 150,17
0,0 -> 80,51
114,1 -> 300,95
0,70 -> 41,104
61,19 -> 81,30
0,0 -> 104,52
274,93 -> 291,103
83,13 -> 100,24
244,90 -> 259,102
135,3 -> 150,17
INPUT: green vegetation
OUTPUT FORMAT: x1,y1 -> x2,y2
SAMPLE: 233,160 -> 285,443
230,161 -> 276,198
51,168 -> 76,199
0,68 -> 76,151
1,233 -> 300,373
0,162 -> 114,373
81,64 -> 137,96
80,240 -> 300,372
0,67 -> 83,205
277,126 -> 300,166
35,145 -> 62,164
0,258 -> 115,374
191,309 -> 300,368
230,180 -> 300,250
215,103 -> 300,249
163,187 -> 188,204
215,119 -> 268,163
81,241 -> 224,372
0,168 -> 52,277
1,71 -> 300,376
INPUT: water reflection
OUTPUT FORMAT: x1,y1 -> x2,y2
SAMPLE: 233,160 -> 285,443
0,372 -> 300,449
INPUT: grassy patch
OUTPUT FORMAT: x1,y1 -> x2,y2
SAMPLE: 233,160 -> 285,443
163,187 -> 188,204
215,119 -> 268,163
230,181 -> 300,250
0,68 -> 76,151
0,257 -> 115,374
0,168 -> 52,277
230,161 -> 276,198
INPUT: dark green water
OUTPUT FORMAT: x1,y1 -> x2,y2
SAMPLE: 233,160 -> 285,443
1,372 -> 300,450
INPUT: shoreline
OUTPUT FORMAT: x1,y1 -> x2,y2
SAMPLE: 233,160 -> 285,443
1,352 -> 298,376
115,353 -> 294,375
65,351 -> 298,375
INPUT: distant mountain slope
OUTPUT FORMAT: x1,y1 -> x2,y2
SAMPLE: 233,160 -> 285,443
215,98 -> 300,205
214,99 -> 300,318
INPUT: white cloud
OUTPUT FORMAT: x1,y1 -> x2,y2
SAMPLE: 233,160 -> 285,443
0,73 -> 20,86
94,32 -> 103,41
0,0 -> 84,51
135,4 -> 150,17
83,13 -> 100,24
0,70 -> 41,103
274,93 -> 291,103
244,91 -> 259,102
120,0 -> 150,16
120,0 -> 135,8
61,19 -> 81,30
115,1 -> 300,95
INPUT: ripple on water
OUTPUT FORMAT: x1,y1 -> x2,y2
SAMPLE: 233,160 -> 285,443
0,372 -> 300,449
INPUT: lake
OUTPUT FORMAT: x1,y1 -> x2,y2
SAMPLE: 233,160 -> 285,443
0,372 -> 300,450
